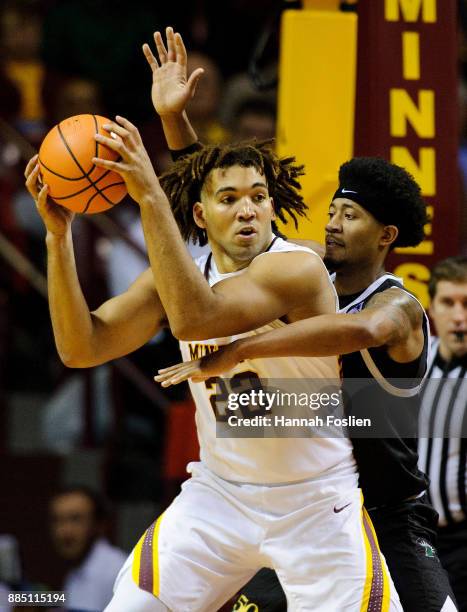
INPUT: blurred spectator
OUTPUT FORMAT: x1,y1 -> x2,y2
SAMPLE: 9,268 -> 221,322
41,365 -> 113,454
49,77 -> 104,125
1,0 -> 46,145
233,98 -> 277,141
49,486 -> 126,612
418,256 -> 467,611
219,71 -> 277,141
184,51 -> 278,145
185,51 -> 228,144
0,63 -> 21,184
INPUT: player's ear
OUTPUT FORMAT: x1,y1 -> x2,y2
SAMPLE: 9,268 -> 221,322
380,224 -> 398,248
270,197 -> 276,220
193,202 -> 207,229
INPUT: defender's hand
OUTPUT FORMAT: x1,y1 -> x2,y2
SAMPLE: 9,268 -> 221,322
25,154 -> 74,236
143,26 -> 204,117
154,341 -> 243,387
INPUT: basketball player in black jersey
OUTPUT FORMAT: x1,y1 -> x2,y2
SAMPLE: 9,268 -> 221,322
157,158 -> 458,612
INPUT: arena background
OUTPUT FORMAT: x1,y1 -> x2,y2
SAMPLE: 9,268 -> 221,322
0,0 -> 464,607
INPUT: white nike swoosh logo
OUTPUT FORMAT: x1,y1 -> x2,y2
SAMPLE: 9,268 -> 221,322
341,189 -> 357,194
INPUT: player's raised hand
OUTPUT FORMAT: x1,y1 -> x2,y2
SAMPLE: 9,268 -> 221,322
143,26 -> 204,117
154,341 -> 243,387
25,154 -> 74,235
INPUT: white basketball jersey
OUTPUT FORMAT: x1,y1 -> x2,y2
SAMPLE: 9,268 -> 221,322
179,237 -> 356,484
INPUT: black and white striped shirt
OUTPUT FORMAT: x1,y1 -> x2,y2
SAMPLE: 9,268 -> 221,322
418,338 -> 467,526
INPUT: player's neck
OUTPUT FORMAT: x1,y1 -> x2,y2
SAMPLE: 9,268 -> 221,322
212,251 -> 250,274
334,262 -> 386,297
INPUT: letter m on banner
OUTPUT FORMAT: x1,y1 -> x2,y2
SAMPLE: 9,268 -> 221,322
385,0 -> 437,22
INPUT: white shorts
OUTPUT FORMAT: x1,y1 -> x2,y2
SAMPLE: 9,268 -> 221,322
107,461 -> 401,611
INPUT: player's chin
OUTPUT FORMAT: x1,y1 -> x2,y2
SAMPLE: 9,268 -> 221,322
323,252 -> 344,270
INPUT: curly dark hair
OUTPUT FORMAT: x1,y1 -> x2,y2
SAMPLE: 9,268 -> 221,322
160,140 -> 307,245
338,157 -> 428,248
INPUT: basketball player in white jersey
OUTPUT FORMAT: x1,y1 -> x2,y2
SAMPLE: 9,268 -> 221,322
25,135 -> 401,612
23,30 -> 402,612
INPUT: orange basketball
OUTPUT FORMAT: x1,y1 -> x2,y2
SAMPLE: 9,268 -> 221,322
38,114 -> 127,214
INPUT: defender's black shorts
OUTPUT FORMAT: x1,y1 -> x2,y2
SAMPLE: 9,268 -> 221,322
436,520 -> 467,612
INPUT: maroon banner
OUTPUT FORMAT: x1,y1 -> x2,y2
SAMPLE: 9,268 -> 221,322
354,0 -> 459,306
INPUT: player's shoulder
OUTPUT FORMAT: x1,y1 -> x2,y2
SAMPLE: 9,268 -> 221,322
248,240 -> 327,288
253,236 -> 323,266
367,285 -> 405,303
264,235 -> 321,256
366,286 -> 424,327
253,243 -> 321,269
367,285 -> 419,307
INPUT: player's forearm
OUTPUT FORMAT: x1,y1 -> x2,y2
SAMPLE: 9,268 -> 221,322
139,191 -> 218,338
235,314 -> 379,360
160,111 -> 198,151
45,231 -> 97,367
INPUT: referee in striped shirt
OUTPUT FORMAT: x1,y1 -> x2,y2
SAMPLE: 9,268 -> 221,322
419,256 -> 467,612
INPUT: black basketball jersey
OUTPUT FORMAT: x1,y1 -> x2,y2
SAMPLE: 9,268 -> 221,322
337,274 -> 430,508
